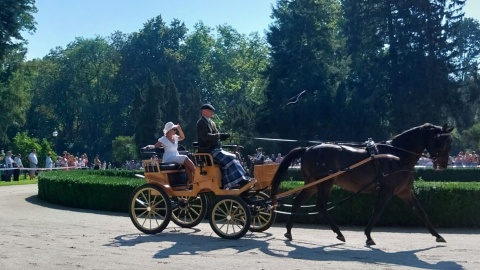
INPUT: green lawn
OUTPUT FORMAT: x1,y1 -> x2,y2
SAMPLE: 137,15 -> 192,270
0,175 -> 38,186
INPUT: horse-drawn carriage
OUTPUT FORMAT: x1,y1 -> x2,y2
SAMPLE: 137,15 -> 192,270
129,144 -> 280,239
129,123 -> 454,245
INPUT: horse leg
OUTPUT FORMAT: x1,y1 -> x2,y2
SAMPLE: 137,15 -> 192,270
316,183 -> 345,242
398,190 -> 446,243
364,189 -> 394,246
284,188 -> 315,241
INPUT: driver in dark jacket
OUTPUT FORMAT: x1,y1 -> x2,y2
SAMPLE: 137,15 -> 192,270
196,103 -> 252,189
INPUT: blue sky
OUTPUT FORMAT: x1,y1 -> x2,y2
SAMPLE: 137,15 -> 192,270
25,0 -> 480,60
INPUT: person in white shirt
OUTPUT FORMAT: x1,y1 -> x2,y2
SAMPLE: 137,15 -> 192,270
14,154 -> 23,168
4,151 -> 14,181
79,157 -> 85,168
146,122 -> 196,184
28,149 -> 38,180
45,153 -> 53,170
14,153 -> 24,181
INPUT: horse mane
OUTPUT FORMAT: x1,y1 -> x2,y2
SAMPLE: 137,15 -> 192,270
390,123 -> 437,143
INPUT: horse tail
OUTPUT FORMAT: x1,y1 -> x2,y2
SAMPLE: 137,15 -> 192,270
270,147 -> 307,199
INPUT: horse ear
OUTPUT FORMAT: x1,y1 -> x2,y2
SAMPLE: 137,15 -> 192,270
442,123 -> 454,133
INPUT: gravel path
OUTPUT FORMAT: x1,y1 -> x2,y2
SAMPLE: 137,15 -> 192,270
0,184 -> 479,270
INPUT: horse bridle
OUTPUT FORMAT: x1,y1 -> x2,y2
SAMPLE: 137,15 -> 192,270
381,133 -> 452,162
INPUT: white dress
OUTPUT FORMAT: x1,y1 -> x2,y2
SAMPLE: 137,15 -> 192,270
158,135 -> 187,164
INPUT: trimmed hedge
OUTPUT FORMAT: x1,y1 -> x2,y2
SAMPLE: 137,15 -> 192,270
38,170 -> 480,227
415,167 -> 480,182
287,167 -> 480,182
276,181 -> 480,227
38,170 -> 143,212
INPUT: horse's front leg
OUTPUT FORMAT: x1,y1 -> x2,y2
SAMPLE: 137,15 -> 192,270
398,190 -> 446,243
316,183 -> 345,242
284,187 -> 315,241
364,189 -> 394,245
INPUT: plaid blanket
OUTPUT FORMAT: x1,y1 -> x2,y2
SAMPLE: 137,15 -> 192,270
212,148 -> 250,189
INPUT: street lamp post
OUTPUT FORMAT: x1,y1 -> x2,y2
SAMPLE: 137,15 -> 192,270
52,129 -> 58,155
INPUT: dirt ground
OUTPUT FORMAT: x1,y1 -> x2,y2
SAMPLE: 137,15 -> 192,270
0,184 -> 479,270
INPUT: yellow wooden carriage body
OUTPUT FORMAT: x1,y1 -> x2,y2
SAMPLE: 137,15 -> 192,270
142,153 -> 279,196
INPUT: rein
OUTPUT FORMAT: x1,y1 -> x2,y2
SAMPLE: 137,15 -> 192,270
378,132 -> 452,161
377,143 -> 428,159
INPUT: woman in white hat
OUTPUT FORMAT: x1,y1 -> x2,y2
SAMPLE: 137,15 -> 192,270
147,122 -> 196,184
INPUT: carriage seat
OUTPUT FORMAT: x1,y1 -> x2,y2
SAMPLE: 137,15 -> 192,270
159,163 -> 184,171
140,147 -> 188,171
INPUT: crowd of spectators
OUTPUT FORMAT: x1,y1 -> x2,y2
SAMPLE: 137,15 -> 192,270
1,144 -> 152,182
4,145 -> 478,182
450,150 -> 479,167
416,150 -> 479,168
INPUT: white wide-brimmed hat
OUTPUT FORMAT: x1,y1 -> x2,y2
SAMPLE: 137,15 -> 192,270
163,122 -> 178,135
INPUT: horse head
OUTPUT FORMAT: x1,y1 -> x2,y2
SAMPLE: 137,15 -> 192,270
425,123 -> 454,170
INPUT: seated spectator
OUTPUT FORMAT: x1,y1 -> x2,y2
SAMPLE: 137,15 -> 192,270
417,156 -> 428,166
424,158 -> 433,167
464,151 -> 474,167
250,148 -> 265,175
275,153 -> 283,163
472,151 -> 479,167
264,155 -> 273,164
454,152 -> 464,167
253,148 -> 264,164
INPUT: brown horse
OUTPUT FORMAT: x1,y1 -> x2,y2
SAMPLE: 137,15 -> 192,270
270,123 -> 454,245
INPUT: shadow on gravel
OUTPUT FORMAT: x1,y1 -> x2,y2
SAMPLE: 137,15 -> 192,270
105,229 -> 461,269
25,194 -> 128,217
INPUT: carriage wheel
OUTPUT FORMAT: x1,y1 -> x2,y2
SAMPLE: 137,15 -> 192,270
246,191 -> 277,232
171,194 -> 208,228
129,184 -> 172,234
209,196 -> 252,240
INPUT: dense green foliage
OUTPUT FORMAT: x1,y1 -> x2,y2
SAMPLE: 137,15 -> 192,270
0,0 -> 36,142
0,0 -> 36,61
1,0 -> 480,164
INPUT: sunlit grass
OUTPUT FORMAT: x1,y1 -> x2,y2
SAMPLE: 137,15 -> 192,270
0,175 -> 38,186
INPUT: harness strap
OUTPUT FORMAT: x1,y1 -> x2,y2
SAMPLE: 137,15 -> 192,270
366,139 -> 382,191
326,180 -> 376,211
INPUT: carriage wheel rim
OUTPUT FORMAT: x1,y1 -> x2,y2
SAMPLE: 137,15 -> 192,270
131,186 -> 170,232
211,198 -> 249,237
172,196 -> 204,225
247,191 -> 276,232
251,208 -> 272,227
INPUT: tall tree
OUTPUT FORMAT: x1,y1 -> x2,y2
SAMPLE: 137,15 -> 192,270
206,25 -> 269,134
0,0 -> 36,61
340,0 -> 392,139
342,0 -> 465,137
449,18 -> 480,128
0,55 -> 32,143
25,37 -> 120,159
262,0 -> 347,143
176,22 -> 215,144
133,72 -> 165,148
0,0 -> 36,144
116,16 -> 187,148
385,0 -> 464,130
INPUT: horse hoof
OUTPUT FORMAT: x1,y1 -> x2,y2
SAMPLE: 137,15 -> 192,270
436,237 -> 446,243
337,235 -> 346,242
284,233 -> 292,241
366,239 -> 376,246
